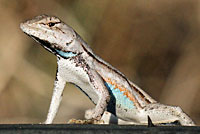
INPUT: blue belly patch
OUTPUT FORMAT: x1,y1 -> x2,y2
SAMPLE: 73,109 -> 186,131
55,50 -> 77,58
105,82 -> 135,115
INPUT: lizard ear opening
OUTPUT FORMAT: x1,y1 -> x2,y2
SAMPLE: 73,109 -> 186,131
66,39 -> 74,46
65,31 -> 76,46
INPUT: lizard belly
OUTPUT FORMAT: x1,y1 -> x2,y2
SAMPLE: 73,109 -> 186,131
58,58 -> 139,121
57,58 -> 99,104
105,82 -> 140,121
58,58 -> 139,120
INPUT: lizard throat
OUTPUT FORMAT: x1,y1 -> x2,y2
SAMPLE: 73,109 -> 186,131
29,35 -> 77,58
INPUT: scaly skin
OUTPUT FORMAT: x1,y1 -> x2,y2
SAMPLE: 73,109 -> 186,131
20,15 -> 195,126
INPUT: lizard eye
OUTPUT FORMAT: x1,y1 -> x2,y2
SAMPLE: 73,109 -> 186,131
48,22 -> 56,27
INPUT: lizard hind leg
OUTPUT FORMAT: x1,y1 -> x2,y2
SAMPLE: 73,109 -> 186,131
139,103 -> 195,126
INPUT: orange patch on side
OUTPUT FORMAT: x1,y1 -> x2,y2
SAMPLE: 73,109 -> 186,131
105,78 -> 141,109
130,84 -> 151,104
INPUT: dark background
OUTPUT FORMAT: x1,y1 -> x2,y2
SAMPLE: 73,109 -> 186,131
0,0 -> 200,125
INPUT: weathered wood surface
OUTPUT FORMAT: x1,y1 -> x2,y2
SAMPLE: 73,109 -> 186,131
0,124 -> 199,134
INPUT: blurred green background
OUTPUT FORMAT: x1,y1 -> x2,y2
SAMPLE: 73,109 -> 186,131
0,0 -> 200,124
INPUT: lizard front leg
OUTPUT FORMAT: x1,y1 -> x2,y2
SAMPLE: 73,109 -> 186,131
84,69 -> 110,121
45,70 -> 66,124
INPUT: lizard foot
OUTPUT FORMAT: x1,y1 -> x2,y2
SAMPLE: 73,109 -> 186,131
85,108 -> 102,120
67,118 -> 104,124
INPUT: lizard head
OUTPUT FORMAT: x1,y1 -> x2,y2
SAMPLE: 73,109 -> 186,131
20,14 -> 85,58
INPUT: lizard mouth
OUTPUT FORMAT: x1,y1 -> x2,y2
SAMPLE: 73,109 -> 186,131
29,35 -> 57,55
28,34 -> 77,59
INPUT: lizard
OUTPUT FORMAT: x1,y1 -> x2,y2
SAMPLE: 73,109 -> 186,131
20,14 -> 195,126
